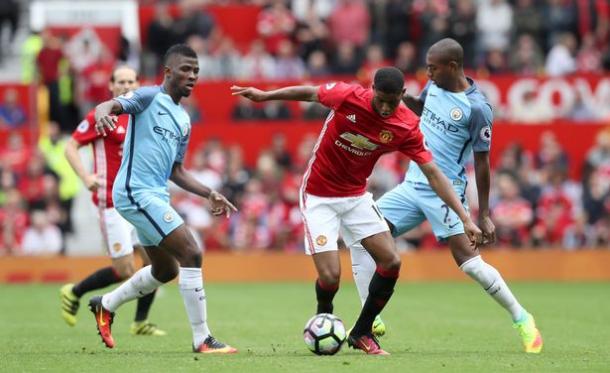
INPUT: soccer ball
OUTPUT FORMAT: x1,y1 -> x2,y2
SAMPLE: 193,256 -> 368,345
303,313 -> 347,355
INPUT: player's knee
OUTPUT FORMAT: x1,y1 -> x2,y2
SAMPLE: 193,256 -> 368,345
113,259 -> 136,280
380,253 -> 401,272
151,262 -> 179,283
318,267 -> 341,286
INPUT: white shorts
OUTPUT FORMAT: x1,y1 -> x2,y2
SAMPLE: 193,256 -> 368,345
300,192 -> 389,255
99,207 -> 139,259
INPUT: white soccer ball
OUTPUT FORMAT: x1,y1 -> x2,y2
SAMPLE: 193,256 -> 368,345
303,313 -> 347,355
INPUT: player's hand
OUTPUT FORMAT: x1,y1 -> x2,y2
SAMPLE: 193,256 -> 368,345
230,86 -> 268,102
463,218 -> 484,248
208,190 -> 238,218
85,173 -> 101,192
478,215 -> 496,245
95,115 -> 117,137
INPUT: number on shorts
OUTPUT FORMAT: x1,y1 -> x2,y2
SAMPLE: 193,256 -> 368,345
441,204 -> 450,224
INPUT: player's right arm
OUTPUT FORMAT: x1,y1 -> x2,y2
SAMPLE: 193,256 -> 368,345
95,87 -> 159,136
230,85 -> 319,102
94,100 -> 122,137
64,138 -> 99,192
402,81 -> 431,116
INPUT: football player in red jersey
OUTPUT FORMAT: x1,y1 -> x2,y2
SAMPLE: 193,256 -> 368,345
232,67 -> 483,355
60,66 -> 166,337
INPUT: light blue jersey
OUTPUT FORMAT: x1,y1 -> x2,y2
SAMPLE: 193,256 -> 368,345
405,79 -> 492,194
377,79 -> 493,240
112,86 -> 190,246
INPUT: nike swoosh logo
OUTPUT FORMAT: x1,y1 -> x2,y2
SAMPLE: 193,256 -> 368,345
158,111 -> 169,116
195,287 -> 203,292
98,308 -> 106,326
448,222 -> 460,228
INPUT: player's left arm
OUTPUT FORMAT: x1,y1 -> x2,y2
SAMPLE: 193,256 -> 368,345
470,102 -> 495,244
419,161 -> 483,246
170,163 -> 237,217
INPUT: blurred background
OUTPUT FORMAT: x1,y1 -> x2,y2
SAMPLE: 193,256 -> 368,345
0,0 -> 608,261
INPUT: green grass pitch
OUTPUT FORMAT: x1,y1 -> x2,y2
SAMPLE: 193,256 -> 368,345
1,282 -> 609,372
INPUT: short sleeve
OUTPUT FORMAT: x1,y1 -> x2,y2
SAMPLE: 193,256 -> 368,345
400,128 -> 433,164
419,81 -> 432,104
317,82 -> 355,110
469,101 -> 493,152
114,86 -> 160,114
71,112 -> 99,145
175,133 -> 190,164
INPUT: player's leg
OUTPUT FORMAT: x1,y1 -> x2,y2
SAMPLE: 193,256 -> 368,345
60,208 -> 135,326
348,183 -> 425,337
342,193 -> 400,355
448,235 -> 543,353
301,193 -> 342,314
158,223 -> 236,353
130,244 -> 166,336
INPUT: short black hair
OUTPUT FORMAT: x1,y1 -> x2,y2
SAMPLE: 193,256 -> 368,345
429,38 -> 464,67
373,67 -> 404,94
163,44 -> 198,65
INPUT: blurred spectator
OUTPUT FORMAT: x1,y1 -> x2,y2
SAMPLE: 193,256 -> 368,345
0,88 -> 27,128
267,169 -> 303,251
328,0 -> 370,49
36,31 -> 64,125
535,131 -> 569,171
230,178 -> 271,250
510,89 -> 554,123
484,49 -> 509,74
269,133 -> 293,171
293,6 -> 329,61
394,42 -> 417,75
306,50 -> 331,77
290,0 -> 334,22
181,95 -> 203,123
188,35 -> 218,79
0,132 -> 31,175
492,173 -> 534,247
232,95 -> 264,121
173,0 -> 216,42
274,40 -> 306,79
213,38 -> 241,78
0,189 -> 28,255
543,0 -> 578,50
145,1 -> 178,75
511,0 -> 543,43
545,32 -> 577,76
357,44 -> 389,86
20,210 -> 63,255
301,101 -> 330,120
418,0 -> 450,62
331,41 -> 360,75
383,0 -> 413,59
257,0 -> 296,55
17,152 -> 50,208
476,0 -> 513,54
38,121 -> 80,235
239,39 -> 277,80
20,29 -> 43,84
0,0 -> 19,65
449,0 -> 477,68
509,34 -> 544,75
576,32 -> 602,73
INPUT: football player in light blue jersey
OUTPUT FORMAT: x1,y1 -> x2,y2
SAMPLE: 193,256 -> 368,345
87,44 -> 238,354
349,39 -> 543,353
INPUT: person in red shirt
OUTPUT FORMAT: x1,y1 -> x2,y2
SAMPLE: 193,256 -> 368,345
59,66 -> 165,337
231,67 -> 482,355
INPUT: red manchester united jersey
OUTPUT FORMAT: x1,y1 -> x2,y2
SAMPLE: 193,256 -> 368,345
302,82 -> 432,197
72,111 -> 129,208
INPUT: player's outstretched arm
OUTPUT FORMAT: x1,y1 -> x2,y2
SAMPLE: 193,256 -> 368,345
402,93 -> 424,116
474,151 -> 496,244
64,138 -> 99,192
94,100 -> 123,137
170,162 -> 237,217
419,161 -> 483,246
230,85 -> 319,103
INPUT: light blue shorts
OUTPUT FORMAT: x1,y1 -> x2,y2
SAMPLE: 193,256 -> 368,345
114,192 -> 184,247
377,181 -> 468,241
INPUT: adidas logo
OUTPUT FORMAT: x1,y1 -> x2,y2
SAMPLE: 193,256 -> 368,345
346,114 -> 356,123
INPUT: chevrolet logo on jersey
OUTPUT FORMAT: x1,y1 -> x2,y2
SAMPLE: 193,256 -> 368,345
339,132 -> 379,150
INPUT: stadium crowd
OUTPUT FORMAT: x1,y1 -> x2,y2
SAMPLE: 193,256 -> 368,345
0,0 -> 609,255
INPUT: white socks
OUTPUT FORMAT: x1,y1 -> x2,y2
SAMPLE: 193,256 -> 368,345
460,255 -> 524,321
349,241 -> 376,306
179,267 -> 210,347
102,265 -> 162,312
